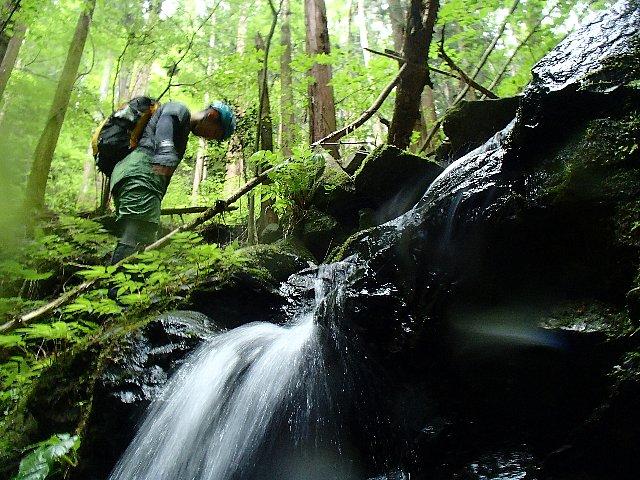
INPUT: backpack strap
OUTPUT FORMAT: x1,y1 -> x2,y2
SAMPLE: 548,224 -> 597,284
129,101 -> 160,149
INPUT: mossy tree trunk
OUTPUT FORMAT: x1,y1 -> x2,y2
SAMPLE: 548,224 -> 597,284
24,0 -> 97,214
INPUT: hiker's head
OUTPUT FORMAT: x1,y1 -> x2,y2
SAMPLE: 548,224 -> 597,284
191,101 -> 236,141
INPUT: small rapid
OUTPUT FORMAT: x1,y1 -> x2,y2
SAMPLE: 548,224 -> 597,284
108,261 -> 366,480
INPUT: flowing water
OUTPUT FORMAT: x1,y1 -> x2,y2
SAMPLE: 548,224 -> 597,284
108,261 -> 369,480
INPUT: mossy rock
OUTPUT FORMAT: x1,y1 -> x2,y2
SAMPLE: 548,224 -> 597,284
530,104 -> 640,206
293,208 -> 350,262
239,240 -> 314,285
441,96 -> 520,160
540,301 -> 634,338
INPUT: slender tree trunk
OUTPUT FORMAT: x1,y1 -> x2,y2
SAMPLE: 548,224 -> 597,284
305,0 -> 338,158
24,0 -> 97,213
192,11 -> 216,203
77,56 -> 113,209
279,0 -> 294,156
224,2 -> 248,195
0,20 -> 24,98
388,0 -> 406,52
356,0 -> 370,65
387,0 -> 439,150
254,32 -> 278,242
236,3 -> 248,54
356,0 -> 385,144
416,85 -> 437,150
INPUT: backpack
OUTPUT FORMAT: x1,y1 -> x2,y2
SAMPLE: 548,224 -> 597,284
91,96 -> 160,176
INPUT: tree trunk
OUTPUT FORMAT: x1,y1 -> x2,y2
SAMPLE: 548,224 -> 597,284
78,56 -> 113,209
0,20 -> 24,98
255,32 -> 278,242
236,2 -> 248,54
279,0 -> 294,156
192,12 -> 216,203
416,85 -> 437,150
305,0 -> 338,158
356,0 -> 385,144
387,0 -> 439,150
388,0 -> 406,52
24,0 -> 97,213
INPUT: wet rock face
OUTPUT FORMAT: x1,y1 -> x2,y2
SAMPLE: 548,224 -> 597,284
441,96 -> 520,161
333,2 -> 640,479
73,312 -> 214,480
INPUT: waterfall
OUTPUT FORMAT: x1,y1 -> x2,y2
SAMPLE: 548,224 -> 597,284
108,261 -> 369,480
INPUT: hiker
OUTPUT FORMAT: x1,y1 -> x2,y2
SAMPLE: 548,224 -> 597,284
109,100 -> 236,265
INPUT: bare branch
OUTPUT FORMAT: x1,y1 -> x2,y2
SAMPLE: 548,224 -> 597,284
438,31 -> 498,99
313,63 -> 407,146
452,0 -> 521,104
156,0 -> 223,101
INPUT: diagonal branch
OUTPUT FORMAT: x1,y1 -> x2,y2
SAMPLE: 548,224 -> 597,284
438,31 -> 498,99
452,0 -> 520,105
156,0 -> 223,101
3,167 -> 277,331
313,63 -> 407,146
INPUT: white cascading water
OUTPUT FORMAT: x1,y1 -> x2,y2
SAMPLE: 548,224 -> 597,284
108,262 -> 358,480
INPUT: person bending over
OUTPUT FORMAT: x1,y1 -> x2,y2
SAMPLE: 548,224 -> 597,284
109,100 -> 236,264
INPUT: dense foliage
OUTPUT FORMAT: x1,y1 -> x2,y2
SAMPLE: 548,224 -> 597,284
0,0 -> 616,477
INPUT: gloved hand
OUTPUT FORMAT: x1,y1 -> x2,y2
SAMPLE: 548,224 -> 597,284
153,139 -> 179,168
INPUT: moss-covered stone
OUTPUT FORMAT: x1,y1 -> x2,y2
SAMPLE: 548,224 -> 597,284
540,301 -> 634,338
532,107 -> 640,205
293,208 -> 350,262
441,96 -> 520,159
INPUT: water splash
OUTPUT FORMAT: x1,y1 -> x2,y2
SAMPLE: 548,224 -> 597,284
108,261 -> 364,480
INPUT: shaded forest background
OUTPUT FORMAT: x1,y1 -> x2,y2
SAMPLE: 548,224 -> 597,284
0,0 -> 611,248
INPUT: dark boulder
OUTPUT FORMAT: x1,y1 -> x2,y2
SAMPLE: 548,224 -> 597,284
72,311 -> 214,480
440,96 -> 520,161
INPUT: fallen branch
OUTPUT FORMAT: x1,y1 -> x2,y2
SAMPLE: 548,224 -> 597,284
160,205 -> 237,215
438,39 -> 498,99
3,167 -> 275,331
313,63 -> 407,146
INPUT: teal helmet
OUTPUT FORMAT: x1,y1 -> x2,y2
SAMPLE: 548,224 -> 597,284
209,101 -> 236,140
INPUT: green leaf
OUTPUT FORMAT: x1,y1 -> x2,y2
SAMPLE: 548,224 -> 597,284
12,434 -> 79,480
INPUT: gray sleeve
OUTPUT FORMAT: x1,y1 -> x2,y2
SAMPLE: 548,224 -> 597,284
152,102 -> 191,167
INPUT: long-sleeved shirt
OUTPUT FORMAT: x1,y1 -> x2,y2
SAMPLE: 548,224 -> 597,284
137,101 -> 191,168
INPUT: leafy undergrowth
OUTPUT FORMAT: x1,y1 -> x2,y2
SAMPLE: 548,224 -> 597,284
11,433 -> 80,480
0,216 -> 248,475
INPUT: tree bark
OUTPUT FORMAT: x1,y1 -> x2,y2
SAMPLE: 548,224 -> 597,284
279,0 -> 294,156
255,31 -> 278,242
387,0 -> 439,150
0,20 -> 24,98
24,0 -> 97,213
417,85 -> 437,150
305,0 -> 338,158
